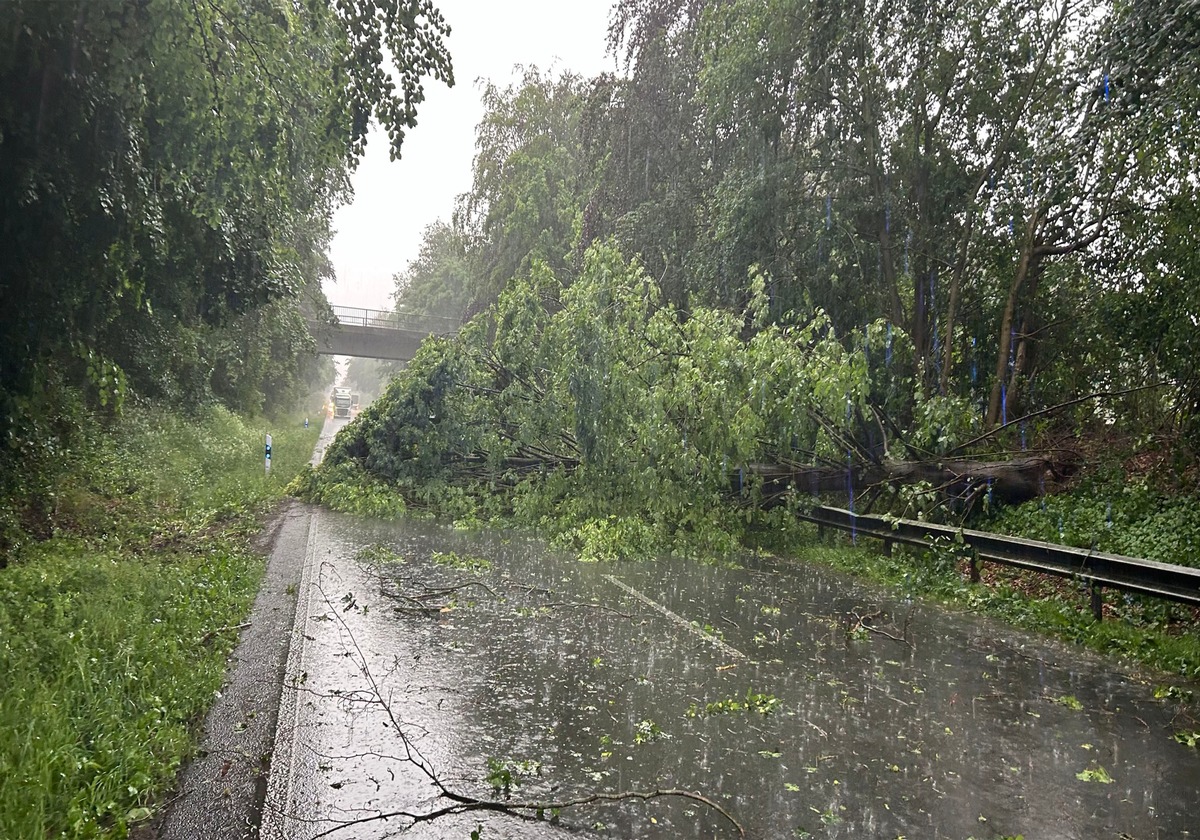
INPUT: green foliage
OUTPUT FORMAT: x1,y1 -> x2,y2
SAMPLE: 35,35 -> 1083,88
393,221 -> 474,320
484,756 -> 542,796
314,245 -> 902,559
1075,765 -> 1115,784
431,551 -> 491,573
1154,685 -> 1194,704
0,405 -> 317,839
287,462 -> 407,520
354,544 -> 407,565
1175,730 -> 1200,748
687,689 -> 781,718
396,0 -> 1200,455
988,469 -> 1200,571
342,357 -> 396,407
0,0 -> 452,437
460,68 -> 591,307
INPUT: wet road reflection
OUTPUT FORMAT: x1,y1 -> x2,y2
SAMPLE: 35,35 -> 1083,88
269,511 -> 1200,839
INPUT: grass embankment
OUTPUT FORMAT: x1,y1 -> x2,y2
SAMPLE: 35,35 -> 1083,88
0,407 -> 317,839
772,472 -> 1200,681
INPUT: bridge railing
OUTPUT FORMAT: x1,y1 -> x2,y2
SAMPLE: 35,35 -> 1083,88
328,305 -> 460,334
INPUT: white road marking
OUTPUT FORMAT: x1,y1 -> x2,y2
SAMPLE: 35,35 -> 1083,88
603,574 -> 746,660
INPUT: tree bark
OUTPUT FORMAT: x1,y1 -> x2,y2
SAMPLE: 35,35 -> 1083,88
748,454 -> 1061,510
939,212 -> 974,394
986,218 -> 1040,428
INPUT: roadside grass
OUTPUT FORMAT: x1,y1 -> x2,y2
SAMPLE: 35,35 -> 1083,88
783,530 -> 1200,681
0,405 -> 317,839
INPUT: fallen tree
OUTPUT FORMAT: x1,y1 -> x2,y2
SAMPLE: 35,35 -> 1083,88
750,454 -> 1065,511
310,246 -> 1110,556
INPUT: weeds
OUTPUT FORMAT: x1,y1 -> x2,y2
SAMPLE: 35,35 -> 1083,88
0,405 -> 317,839
795,537 -> 1200,679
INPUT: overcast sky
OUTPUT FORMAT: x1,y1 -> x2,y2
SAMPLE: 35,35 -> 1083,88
325,0 -> 619,311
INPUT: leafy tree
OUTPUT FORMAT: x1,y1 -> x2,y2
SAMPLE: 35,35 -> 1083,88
457,67 -> 591,308
324,0 -> 1200,526
0,0 -> 452,428
392,221 -> 472,319
319,245 -> 1054,556
580,0 -> 714,308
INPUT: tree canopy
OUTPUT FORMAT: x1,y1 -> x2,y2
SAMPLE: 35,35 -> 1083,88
392,0 -> 1198,454
363,0 -> 1200,548
0,0 -> 453,430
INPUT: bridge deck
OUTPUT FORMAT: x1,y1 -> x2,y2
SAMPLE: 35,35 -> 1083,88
308,306 -> 461,361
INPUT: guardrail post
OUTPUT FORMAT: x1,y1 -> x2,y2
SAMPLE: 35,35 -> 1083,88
1090,582 -> 1104,621
968,550 -> 982,584
817,523 -> 826,542
882,538 -> 893,557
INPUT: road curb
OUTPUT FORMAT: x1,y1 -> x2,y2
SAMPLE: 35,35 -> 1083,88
258,506 -> 322,839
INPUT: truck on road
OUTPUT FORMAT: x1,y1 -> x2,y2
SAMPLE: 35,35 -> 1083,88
331,387 -> 353,418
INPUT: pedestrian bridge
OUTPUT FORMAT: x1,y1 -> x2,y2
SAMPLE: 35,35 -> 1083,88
307,305 -> 460,361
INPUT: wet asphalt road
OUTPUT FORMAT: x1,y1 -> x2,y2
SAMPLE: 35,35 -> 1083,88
258,513 -> 1200,840
163,414 -> 1200,839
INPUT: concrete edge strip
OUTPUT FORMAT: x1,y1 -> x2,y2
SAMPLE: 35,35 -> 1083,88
602,573 -> 745,661
259,511 -> 321,840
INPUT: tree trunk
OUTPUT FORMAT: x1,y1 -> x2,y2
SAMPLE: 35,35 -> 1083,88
939,213 -> 974,394
986,219 -> 1040,428
748,454 -> 1061,510
858,72 -> 904,327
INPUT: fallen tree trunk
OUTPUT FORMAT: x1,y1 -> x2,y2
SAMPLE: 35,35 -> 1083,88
450,452 -> 1074,513
748,454 -> 1073,510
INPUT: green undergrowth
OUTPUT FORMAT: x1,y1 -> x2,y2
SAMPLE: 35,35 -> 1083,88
287,460 -> 408,520
986,466 -> 1200,569
790,530 -> 1200,680
0,405 -> 317,839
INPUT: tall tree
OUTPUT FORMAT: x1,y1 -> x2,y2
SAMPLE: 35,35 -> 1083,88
457,67 -> 590,309
393,221 -> 472,320
0,0 -> 452,423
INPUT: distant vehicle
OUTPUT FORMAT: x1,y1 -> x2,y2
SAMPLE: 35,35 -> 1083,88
332,387 -> 353,418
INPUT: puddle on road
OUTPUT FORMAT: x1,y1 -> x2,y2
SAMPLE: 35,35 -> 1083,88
279,511 -> 1200,840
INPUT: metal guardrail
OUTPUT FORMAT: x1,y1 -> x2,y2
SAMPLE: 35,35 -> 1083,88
328,305 -> 460,334
797,505 -> 1200,617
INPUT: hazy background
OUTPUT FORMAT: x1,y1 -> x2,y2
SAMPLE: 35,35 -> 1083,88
325,0 -> 617,311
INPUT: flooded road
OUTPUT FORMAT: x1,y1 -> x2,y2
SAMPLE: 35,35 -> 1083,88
263,507 -> 1200,840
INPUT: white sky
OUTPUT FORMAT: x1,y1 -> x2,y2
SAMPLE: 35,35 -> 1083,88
325,0 -> 619,310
